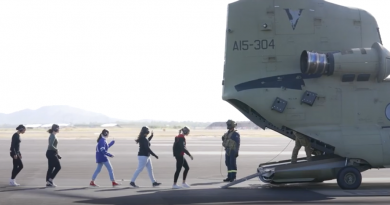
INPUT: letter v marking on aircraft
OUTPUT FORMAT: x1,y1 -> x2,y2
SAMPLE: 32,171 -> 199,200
285,9 -> 303,30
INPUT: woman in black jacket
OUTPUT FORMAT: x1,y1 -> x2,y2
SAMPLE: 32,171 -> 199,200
9,124 -> 26,186
129,126 -> 161,188
172,126 -> 193,189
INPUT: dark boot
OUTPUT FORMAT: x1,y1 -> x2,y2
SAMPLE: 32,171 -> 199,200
230,173 -> 237,182
223,177 -> 231,182
223,172 -> 232,182
130,182 -> 139,188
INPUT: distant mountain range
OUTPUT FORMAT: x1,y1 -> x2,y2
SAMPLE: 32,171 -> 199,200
0,105 -> 254,128
0,105 -> 119,125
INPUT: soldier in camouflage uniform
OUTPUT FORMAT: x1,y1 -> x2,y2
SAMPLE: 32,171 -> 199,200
291,131 -> 312,163
221,120 -> 240,182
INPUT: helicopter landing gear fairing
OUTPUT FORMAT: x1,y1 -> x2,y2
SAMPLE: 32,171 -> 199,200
221,155 -> 371,190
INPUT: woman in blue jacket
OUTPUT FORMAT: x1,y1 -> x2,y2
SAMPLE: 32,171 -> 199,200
90,129 -> 120,187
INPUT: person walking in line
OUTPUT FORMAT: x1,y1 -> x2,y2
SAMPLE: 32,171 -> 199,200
172,126 -> 193,189
9,124 -> 26,186
129,126 -> 161,188
90,129 -> 120,187
46,124 -> 62,187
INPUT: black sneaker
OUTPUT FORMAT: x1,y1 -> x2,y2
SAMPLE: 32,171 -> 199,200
130,182 -> 139,188
153,182 -> 161,187
223,178 -> 231,182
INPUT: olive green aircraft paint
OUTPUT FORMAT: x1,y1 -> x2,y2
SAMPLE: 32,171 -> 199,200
222,0 -> 390,169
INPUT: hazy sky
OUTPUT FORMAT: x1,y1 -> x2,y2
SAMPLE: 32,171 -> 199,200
0,0 -> 388,122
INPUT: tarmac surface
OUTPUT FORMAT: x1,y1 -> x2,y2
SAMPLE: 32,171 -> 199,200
1,136 -> 390,204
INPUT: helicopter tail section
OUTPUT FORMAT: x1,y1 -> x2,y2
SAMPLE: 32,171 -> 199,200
222,0 -> 386,149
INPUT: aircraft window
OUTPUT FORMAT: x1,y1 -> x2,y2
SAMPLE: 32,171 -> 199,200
357,74 -> 370,81
341,74 -> 355,82
385,103 -> 390,121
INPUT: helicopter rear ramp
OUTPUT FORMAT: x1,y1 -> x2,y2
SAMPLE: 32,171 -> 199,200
221,155 -> 371,190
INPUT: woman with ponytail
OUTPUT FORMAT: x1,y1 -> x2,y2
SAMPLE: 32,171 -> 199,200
9,124 -> 26,186
172,126 -> 193,189
90,129 -> 120,187
45,124 -> 62,187
129,126 -> 161,188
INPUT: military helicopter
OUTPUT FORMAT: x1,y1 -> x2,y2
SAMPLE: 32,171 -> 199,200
221,0 -> 390,190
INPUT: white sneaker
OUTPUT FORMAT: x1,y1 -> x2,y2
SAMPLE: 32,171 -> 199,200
172,184 -> 182,189
182,183 -> 190,188
9,179 -> 19,186
46,181 -> 57,187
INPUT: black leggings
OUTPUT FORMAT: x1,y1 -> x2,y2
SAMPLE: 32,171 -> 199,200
11,156 -> 23,179
46,150 -> 61,181
174,155 -> 189,183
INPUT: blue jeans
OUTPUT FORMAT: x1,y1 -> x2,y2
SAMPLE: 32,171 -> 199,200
92,160 -> 115,181
225,151 -> 237,179
131,156 -> 156,183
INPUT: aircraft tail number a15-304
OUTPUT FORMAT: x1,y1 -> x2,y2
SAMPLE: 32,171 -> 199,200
233,40 -> 274,51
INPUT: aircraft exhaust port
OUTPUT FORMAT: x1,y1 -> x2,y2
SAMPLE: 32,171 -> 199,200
300,42 -> 390,81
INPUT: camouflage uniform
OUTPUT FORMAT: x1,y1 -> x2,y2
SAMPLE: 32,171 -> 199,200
291,131 -> 312,163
